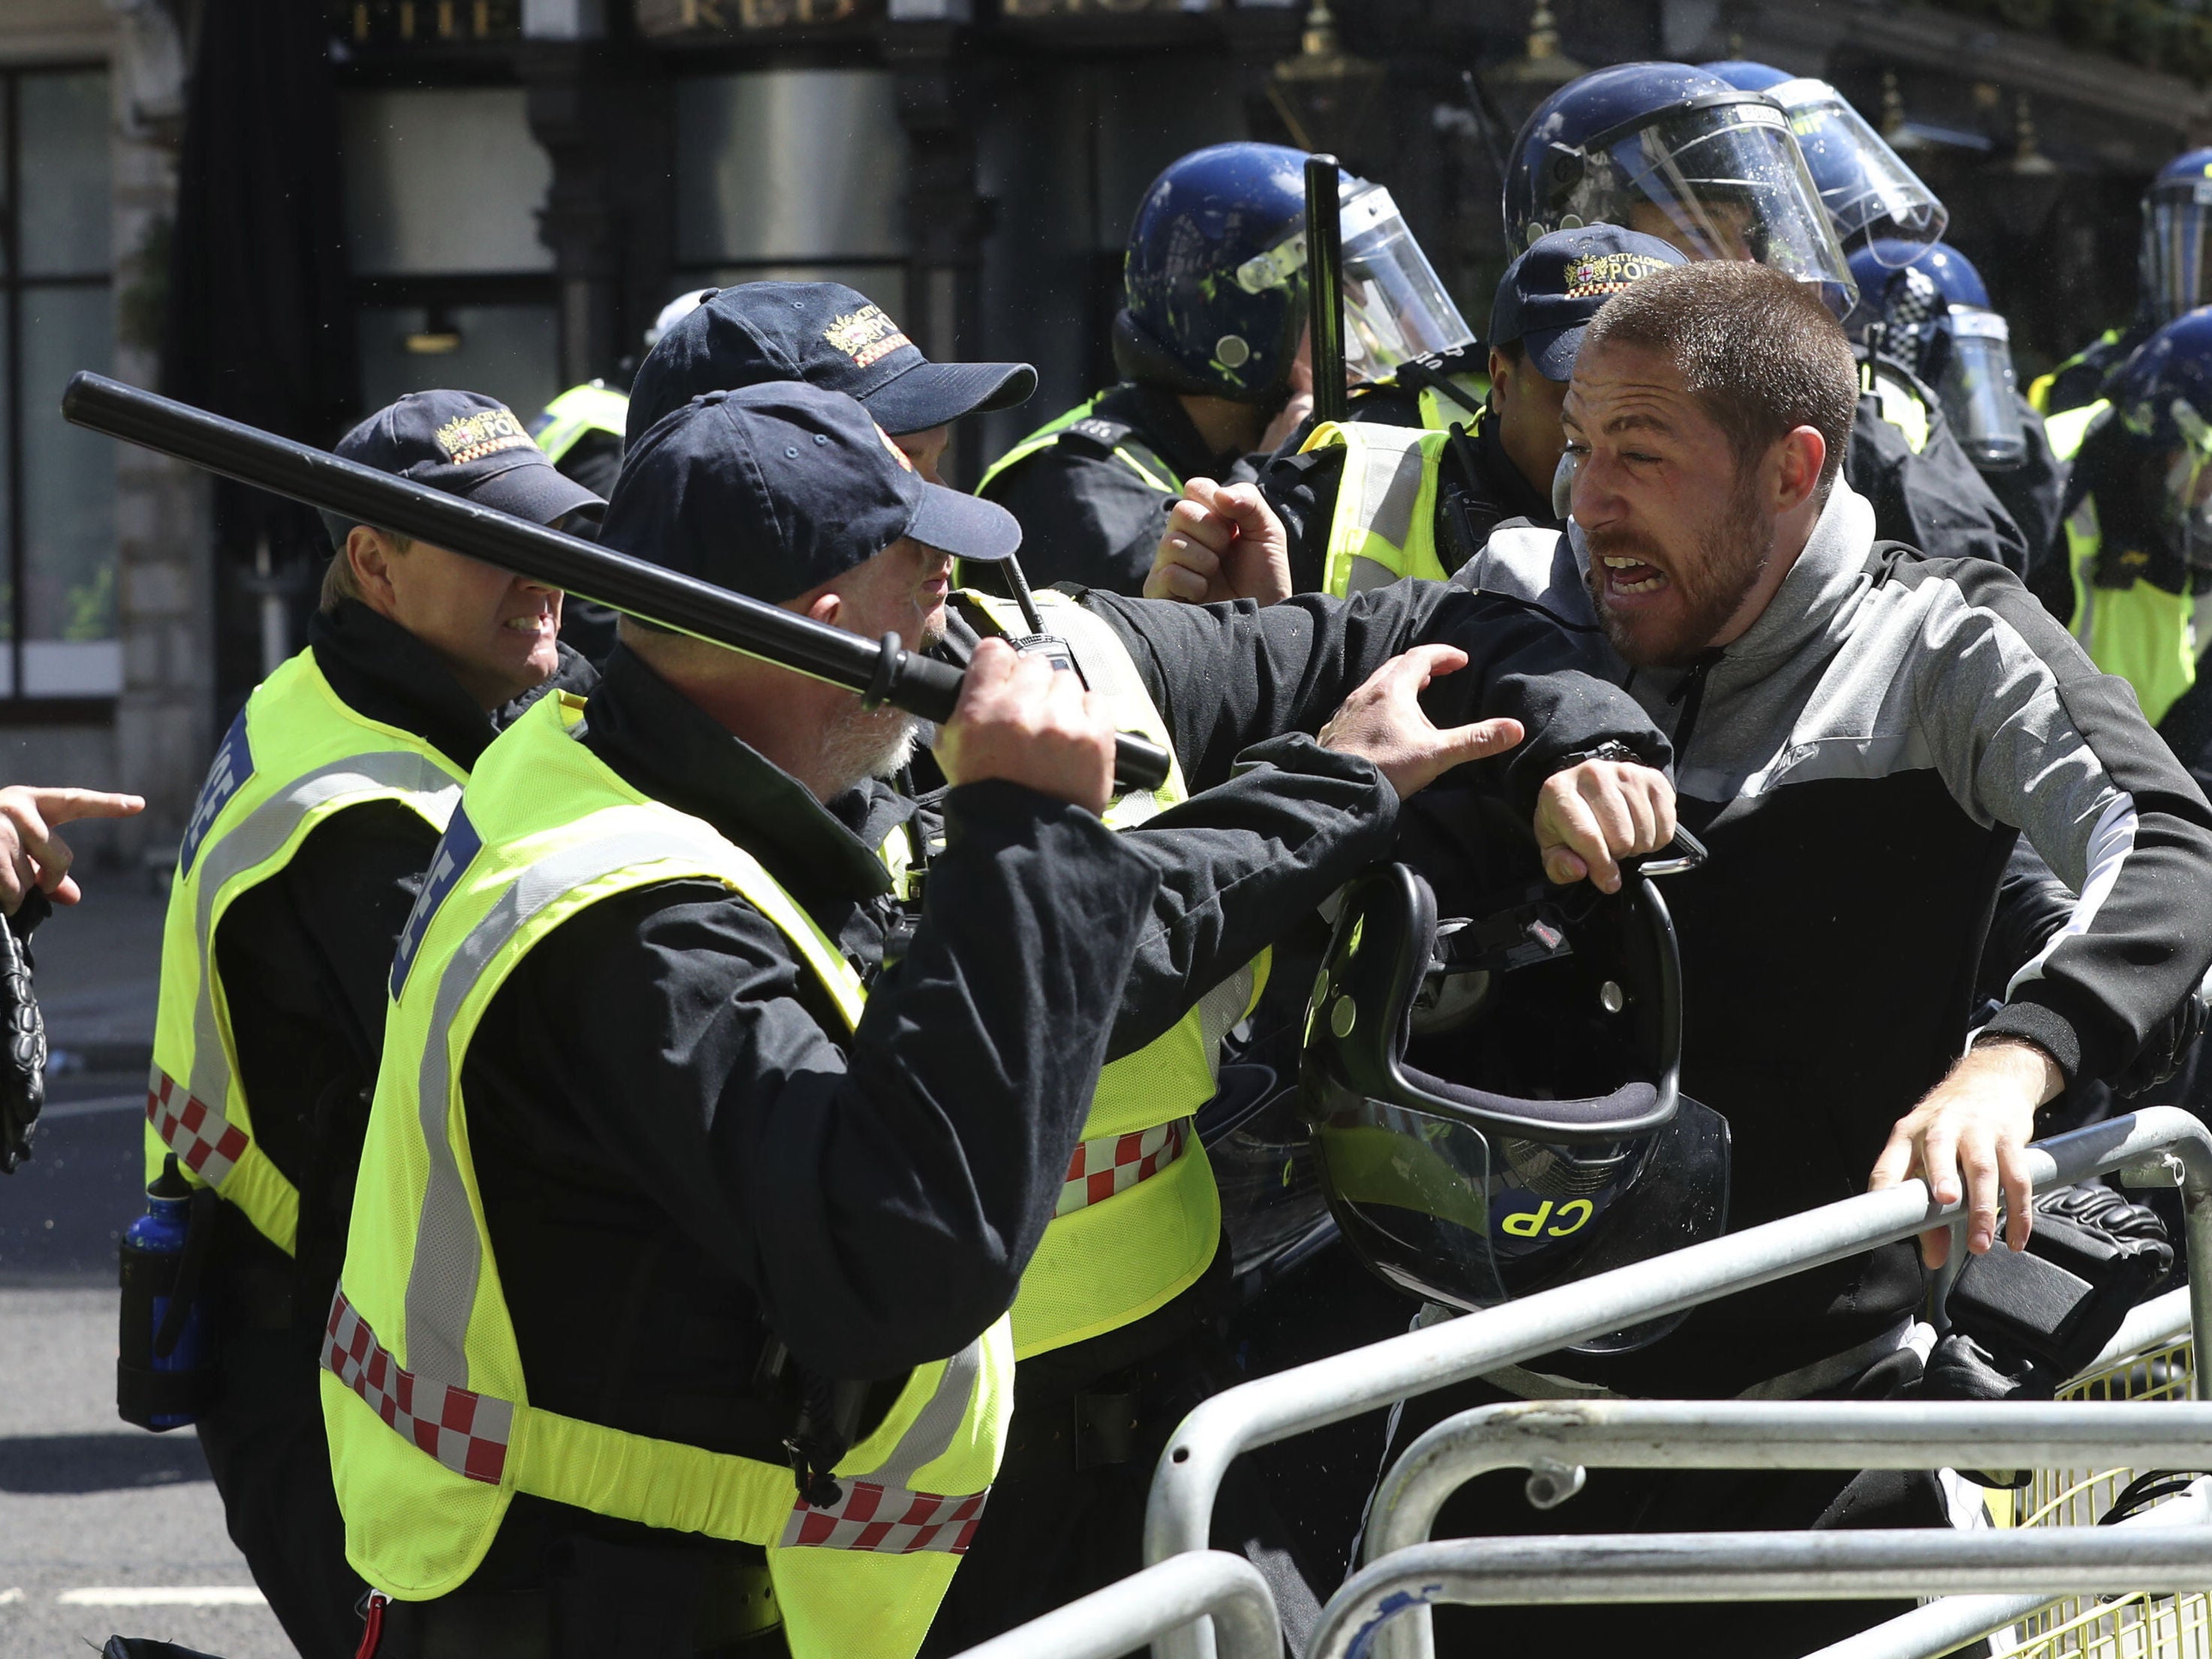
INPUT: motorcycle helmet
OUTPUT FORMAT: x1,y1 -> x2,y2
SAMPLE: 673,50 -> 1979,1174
1848,239 -> 2027,470
1300,854 -> 1728,1353
1505,62 -> 1858,317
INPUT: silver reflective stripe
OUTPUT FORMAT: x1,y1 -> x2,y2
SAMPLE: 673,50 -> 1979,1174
179,753 -> 460,1164
1345,554 -> 1403,595
1351,431 -> 1427,552
402,828 -> 733,1389
2069,500 -> 2101,650
875,1339 -> 984,1492
1194,961 -> 1257,1087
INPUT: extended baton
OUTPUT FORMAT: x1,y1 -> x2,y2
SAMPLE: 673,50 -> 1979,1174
1305,152 -> 1349,428
62,373 -> 1174,793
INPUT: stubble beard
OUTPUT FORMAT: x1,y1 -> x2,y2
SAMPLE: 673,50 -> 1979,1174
812,613 -> 942,796
1590,472 -> 1777,669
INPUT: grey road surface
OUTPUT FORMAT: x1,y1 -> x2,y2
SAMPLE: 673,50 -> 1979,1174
0,882 -> 295,1658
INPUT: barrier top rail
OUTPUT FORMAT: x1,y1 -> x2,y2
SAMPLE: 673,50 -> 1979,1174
1305,1527 -> 2212,1659
1355,1398 -> 2212,1659
1142,1108 -> 2212,1653
945,1551 -> 1279,1659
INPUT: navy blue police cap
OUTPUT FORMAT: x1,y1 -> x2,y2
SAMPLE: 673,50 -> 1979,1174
322,389 -> 603,550
626,282 -> 1038,448
1490,227 -> 1688,383
601,382 -> 1022,605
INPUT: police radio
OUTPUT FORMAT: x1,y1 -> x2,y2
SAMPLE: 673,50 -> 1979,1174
998,554 -> 1089,688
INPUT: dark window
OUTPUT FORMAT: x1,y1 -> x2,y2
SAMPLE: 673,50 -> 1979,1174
2,65 -> 118,705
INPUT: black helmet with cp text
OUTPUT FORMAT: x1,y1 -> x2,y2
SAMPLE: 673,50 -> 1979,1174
1300,846 -> 1728,1354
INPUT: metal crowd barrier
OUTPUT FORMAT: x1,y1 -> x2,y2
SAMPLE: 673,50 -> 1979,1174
1349,1400 -> 2212,1659
942,1551 -> 1280,1659
1808,1288 -> 2210,1659
1306,1526 -> 2212,1659
1141,1106 -> 2212,1659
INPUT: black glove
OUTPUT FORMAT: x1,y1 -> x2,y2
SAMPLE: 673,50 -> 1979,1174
1945,1184 -> 2171,1381
0,891 -> 48,1174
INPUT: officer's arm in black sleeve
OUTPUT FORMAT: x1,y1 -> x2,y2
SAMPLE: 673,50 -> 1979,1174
1102,731 -> 1400,1055
481,784 -> 1159,1383
1082,581 -> 1671,805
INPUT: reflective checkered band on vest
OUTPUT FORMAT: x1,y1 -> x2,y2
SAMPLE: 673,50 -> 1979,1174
325,1290 -> 514,1486
780,1483 -> 985,1555
1055,1116 -> 1192,1218
146,1065 -> 249,1185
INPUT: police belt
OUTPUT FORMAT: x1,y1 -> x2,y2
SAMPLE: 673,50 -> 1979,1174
1465,1314 -> 1937,1404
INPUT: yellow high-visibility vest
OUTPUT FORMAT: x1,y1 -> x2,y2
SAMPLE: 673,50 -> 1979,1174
528,381 -> 630,465
322,693 -> 1010,1657
2064,496 -> 2196,728
147,650 -> 466,1255
975,394 -> 1183,500
1299,421 -> 1455,597
953,590 -> 1266,1356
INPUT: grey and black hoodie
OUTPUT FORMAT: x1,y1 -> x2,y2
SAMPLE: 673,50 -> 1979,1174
1448,480 -> 2212,1395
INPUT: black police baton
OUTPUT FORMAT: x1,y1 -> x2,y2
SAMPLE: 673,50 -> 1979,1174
62,373 -> 1174,794
1305,152 -> 1349,428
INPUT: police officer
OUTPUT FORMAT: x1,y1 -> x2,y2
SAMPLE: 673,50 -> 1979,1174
321,380 -> 1672,1657
144,391 -> 598,1658
1848,239 -> 2069,571
974,143 -> 1315,594
1216,225 -> 1686,600
2033,146 -> 2212,457
2050,306 -> 2212,772
1519,61 -> 2030,572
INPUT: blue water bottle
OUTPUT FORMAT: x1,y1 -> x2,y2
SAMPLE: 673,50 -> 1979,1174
116,1153 -> 213,1430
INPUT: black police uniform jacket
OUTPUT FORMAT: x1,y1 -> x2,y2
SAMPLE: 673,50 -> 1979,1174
450,585 -> 1668,1599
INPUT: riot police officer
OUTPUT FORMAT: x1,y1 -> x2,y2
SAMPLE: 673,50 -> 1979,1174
144,391 -> 598,1657
1848,239 -> 2069,570
978,143 -> 1474,594
1517,61 -> 2030,572
2033,146 -> 2212,458
2051,306 -> 2212,775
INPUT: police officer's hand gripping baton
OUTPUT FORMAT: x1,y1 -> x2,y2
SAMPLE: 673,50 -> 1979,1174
1305,152 -> 1349,429
62,373 -> 1174,794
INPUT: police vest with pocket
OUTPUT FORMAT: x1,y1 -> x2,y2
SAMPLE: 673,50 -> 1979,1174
321,692 -> 1011,1658
1297,421 -> 1457,597
148,650 -> 468,1256
951,588 -> 1267,1358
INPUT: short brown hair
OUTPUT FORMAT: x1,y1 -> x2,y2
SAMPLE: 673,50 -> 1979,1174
1578,261 -> 1858,494
318,528 -> 409,614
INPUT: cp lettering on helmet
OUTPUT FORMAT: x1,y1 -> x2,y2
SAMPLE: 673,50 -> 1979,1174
1499,1197 -> 1596,1238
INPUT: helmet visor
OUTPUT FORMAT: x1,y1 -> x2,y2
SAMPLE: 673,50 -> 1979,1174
1338,182 -> 1478,386
1769,79 -> 1947,261
2158,410 -> 2212,575
2144,179 -> 2212,327
1937,309 -> 2027,470
1570,100 -> 1858,315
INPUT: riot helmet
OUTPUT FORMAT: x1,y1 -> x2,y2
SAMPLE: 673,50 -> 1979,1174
1301,854 -> 1728,1353
646,288 -> 715,351
1121,143 -> 1474,402
2094,306 -> 2212,584
1705,63 -> 1946,264
1849,239 -> 2027,470
1506,62 -> 1858,317
2141,148 -> 2212,328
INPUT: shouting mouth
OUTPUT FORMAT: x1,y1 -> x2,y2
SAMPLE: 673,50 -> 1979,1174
1599,554 -> 1668,599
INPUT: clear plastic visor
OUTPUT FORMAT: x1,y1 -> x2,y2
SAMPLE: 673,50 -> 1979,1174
1938,309 -> 2027,469
1770,80 -> 1946,260
1338,182 -> 1478,386
2144,182 -> 2212,326
1570,102 -> 1858,314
